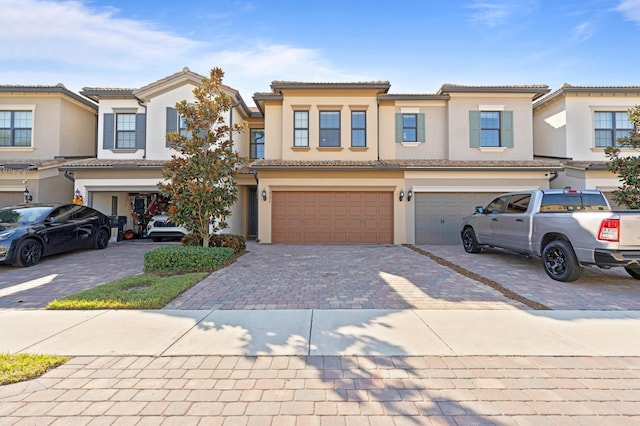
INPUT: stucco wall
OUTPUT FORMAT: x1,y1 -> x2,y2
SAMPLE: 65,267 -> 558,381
447,94 -> 535,161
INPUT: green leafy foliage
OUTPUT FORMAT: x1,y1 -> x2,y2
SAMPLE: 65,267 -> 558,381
159,67 -> 246,247
46,272 -> 208,310
182,233 -> 246,252
1,353 -> 68,385
144,245 -> 235,273
605,105 -> 640,209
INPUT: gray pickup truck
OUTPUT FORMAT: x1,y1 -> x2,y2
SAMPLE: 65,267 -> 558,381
460,189 -> 640,282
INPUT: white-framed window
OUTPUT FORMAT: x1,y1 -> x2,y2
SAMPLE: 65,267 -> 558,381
116,113 -> 136,149
0,110 -> 33,147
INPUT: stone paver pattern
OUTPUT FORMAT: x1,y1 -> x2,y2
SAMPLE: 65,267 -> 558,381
422,245 -> 640,311
164,243 -> 529,311
1,355 -> 639,425
0,241 -> 168,309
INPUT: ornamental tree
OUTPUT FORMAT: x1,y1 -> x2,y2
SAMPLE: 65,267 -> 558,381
605,105 -> 640,209
159,67 -> 245,247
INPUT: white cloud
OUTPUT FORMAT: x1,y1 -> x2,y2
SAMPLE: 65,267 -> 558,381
0,0 -> 351,104
615,0 -> 640,23
0,0 -> 202,68
571,21 -> 595,42
466,0 -> 537,27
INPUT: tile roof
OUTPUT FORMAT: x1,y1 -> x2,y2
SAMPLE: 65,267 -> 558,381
562,160 -> 610,171
534,84 -> 640,108
249,159 -> 563,170
0,84 -> 97,108
60,158 -> 254,174
0,158 -> 68,171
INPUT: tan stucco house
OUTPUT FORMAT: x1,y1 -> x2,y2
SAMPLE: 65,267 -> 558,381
252,82 -> 562,244
0,85 -> 97,206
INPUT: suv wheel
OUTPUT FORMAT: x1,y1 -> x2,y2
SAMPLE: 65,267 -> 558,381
461,227 -> 481,253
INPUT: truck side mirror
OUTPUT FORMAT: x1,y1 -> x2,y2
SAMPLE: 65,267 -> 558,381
475,206 -> 483,214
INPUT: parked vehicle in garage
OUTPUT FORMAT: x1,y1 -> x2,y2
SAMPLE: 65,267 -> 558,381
146,214 -> 188,242
460,189 -> 640,282
0,203 -> 111,267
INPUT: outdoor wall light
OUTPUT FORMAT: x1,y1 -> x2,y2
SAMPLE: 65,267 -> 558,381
262,188 -> 267,201
75,188 -> 81,198
407,189 -> 413,202
23,188 -> 33,203
399,189 -> 404,202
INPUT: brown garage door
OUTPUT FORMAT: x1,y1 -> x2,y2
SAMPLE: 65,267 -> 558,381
0,192 -> 24,207
272,191 -> 393,244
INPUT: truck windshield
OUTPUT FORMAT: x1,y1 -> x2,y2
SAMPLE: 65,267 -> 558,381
540,193 -> 609,212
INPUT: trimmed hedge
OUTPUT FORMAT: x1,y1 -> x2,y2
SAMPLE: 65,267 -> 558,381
144,245 -> 235,273
181,233 -> 246,253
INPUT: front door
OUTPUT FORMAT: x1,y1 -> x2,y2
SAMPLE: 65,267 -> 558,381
249,187 -> 258,237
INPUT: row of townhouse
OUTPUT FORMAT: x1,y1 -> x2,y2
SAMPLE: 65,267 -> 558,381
1,68 -> 639,245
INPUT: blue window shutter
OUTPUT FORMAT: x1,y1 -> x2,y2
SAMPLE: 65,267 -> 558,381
103,113 -> 114,149
417,113 -> 425,142
395,113 -> 403,142
166,107 -> 177,147
469,110 -> 481,148
135,114 -> 146,149
501,110 -> 513,148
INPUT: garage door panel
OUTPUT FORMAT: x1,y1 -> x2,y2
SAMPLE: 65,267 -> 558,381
415,193 -> 499,245
272,191 -> 393,244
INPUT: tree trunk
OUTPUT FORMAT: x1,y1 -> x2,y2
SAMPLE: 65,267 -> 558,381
202,233 -> 210,248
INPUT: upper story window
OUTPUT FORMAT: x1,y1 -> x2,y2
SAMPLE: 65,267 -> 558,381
319,111 -> 340,147
116,113 -> 136,149
294,111 -> 309,147
402,114 -> 418,142
480,111 -> 501,147
179,115 -> 189,138
394,112 -> 425,143
594,111 -> 634,148
469,110 -> 513,148
250,128 -> 265,159
351,111 -> 366,147
0,111 -> 32,147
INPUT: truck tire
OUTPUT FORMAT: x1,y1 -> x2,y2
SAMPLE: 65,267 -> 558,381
461,227 -> 481,253
542,240 -> 583,282
625,266 -> 640,280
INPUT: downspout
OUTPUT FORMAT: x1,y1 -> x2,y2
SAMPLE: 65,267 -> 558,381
133,95 -> 147,159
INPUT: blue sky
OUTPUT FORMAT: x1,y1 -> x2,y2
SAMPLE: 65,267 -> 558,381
1,0 -> 639,106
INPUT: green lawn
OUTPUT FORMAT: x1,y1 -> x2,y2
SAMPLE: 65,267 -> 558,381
1,353 -> 69,386
46,272 -> 208,310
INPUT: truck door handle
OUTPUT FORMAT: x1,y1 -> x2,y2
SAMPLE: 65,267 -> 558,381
491,218 -> 498,221
516,218 -> 524,222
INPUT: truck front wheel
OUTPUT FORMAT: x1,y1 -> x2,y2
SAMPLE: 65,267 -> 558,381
542,240 -> 583,282
461,227 -> 481,253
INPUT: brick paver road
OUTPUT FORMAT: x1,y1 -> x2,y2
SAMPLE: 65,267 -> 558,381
2,355 -> 639,425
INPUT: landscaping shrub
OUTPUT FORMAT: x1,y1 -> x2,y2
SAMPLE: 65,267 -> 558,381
144,245 -> 234,273
181,233 -> 246,253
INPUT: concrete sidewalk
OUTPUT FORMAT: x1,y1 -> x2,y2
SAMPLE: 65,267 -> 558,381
3,308 -> 640,357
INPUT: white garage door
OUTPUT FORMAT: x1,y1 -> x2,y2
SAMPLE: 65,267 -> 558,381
415,193 -> 500,244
